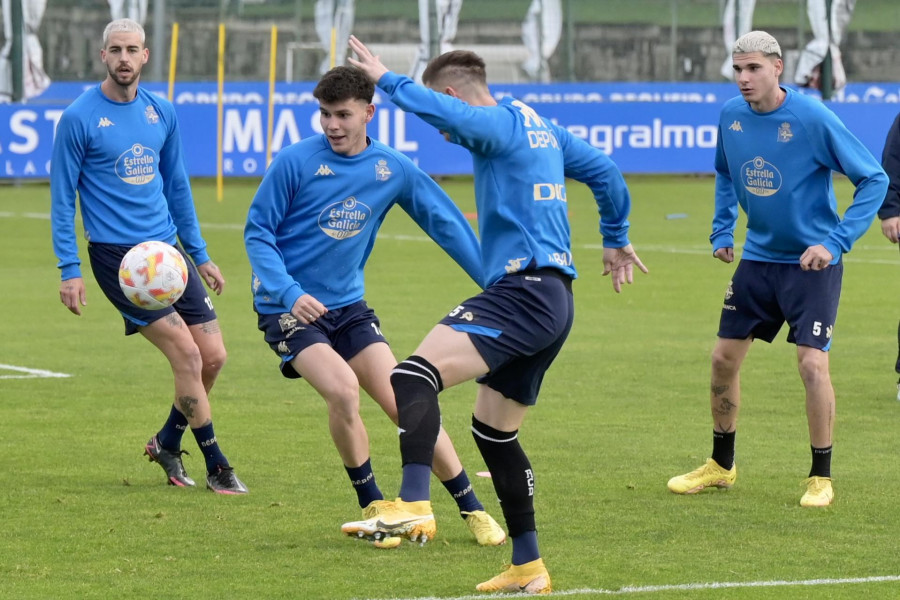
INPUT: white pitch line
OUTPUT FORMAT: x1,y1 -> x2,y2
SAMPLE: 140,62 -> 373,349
5,212 -> 899,263
361,574 -> 900,600
0,363 -> 72,379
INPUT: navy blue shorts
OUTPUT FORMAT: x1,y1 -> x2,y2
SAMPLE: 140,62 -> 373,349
256,300 -> 388,379
718,259 -> 843,350
88,242 -> 217,336
438,268 -> 574,406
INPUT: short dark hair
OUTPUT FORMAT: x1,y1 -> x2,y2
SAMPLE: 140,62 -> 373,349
422,50 -> 487,87
313,66 -> 374,104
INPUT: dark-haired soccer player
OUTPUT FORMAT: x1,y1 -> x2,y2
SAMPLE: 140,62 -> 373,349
877,111 -> 900,399
243,65 -> 505,547
667,31 -> 886,507
344,36 -> 647,593
50,18 -> 247,494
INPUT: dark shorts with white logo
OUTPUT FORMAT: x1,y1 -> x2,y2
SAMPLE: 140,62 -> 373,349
88,242 -> 217,336
439,268 -> 574,406
256,299 -> 387,379
718,259 -> 843,350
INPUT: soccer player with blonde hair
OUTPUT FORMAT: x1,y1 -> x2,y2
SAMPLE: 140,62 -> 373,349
667,30 -> 886,508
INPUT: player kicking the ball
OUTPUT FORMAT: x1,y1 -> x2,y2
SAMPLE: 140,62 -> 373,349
343,36 -> 646,593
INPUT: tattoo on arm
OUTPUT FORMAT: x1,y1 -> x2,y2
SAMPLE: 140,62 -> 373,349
177,395 -> 199,419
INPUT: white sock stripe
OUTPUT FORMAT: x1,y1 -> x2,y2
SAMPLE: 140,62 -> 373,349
394,359 -> 439,390
403,355 -> 437,375
406,356 -> 441,386
470,426 -> 518,443
391,366 -> 438,391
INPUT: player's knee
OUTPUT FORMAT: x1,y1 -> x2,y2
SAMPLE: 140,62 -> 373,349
471,416 -> 535,537
797,350 -> 830,387
321,376 -> 362,419
203,345 -> 227,376
391,355 -> 443,414
710,346 -> 740,376
392,356 -> 443,465
169,342 -> 204,377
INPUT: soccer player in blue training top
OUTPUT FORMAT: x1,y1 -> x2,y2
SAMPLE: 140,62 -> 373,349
243,65 -> 506,547
50,18 -> 247,495
667,31 -> 887,508
344,37 -> 647,593
877,111 -> 900,400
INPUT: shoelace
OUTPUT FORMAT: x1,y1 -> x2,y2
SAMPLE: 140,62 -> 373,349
212,466 -> 236,483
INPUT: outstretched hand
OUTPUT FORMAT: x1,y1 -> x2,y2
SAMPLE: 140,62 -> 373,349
347,36 -> 389,83
602,244 -> 648,293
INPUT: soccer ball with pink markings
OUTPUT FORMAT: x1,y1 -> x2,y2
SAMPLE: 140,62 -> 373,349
118,241 -> 189,310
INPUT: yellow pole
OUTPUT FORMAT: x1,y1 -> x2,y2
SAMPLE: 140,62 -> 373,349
266,26 -> 277,168
330,27 -> 336,69
216,23 -> 225,202
167,22 -> 179,102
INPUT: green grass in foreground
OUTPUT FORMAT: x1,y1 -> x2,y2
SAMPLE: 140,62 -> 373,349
1,175 -> 898,599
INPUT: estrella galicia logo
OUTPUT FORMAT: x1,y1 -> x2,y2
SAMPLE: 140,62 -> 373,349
115,143 -> 158,185
318,196 -> 372,240
741,156 -> 782,197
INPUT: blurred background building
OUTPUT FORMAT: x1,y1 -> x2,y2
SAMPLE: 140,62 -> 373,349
0,0 -> 896,92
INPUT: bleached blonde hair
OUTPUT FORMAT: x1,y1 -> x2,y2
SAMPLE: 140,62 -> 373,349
733,30 -> 782,58
102,18 -> 145,49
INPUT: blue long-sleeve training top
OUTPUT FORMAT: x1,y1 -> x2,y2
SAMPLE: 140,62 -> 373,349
712,87 -> 888,263
377,71 -> 632,287
244,134 -> 483,314
51,85 -> 209,280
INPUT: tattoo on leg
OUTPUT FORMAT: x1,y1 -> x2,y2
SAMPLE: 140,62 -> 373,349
164,313 -> 183,328
200,321 -> 221,335
711,384 -> 729,397
711,384 -> 736,418
177,395 -> 199,419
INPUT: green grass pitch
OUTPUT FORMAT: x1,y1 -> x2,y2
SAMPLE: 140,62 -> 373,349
1,175 -> 899,599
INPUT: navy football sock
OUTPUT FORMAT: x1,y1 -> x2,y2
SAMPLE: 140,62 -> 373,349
399,463 -> 432,503
346,458 -> 383,508
511,530 -> 541,565
191,422 -> 230,474
157,404 -> 188,451
441,469 -> 483,514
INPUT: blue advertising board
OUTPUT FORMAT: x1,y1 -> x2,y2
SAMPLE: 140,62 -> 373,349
1,81 -> 898,178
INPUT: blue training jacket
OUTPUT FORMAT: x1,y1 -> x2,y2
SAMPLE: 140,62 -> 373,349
712,87 -> 888,263
51,85 -> 209,281
244,134 -> 483,314
377,71 -> 632,287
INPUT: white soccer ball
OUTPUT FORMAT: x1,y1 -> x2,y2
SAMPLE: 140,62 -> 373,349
118,241 -> 189,310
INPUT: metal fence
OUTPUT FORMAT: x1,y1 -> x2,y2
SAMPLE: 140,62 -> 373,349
4,0 -> 900,88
